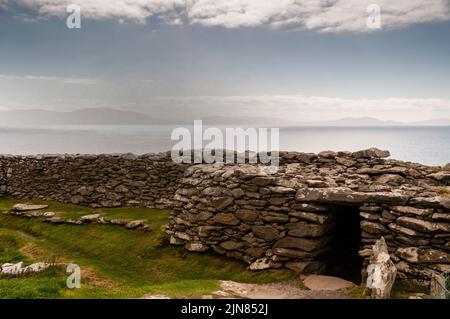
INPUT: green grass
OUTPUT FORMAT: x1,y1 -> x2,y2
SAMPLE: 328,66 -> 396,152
345,282 -> 429,299
0,196 -> 294,299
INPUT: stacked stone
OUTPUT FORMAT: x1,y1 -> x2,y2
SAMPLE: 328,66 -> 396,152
167,163 -> 336,273
167,148 -> 450,283
0,153 -> 187,209
358,203 -> 450,285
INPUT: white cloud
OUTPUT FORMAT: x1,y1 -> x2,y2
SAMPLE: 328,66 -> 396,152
0,74 -> 97,85
6,0 -> 450,32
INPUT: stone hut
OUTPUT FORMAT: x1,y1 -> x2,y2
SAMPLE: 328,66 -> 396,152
166,148 -> 450,285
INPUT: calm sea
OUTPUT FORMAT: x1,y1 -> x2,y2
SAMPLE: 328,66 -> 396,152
0,125 -> 449,166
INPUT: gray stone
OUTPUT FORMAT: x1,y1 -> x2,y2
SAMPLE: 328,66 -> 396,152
352,148 -> 390,158
12,204 -> 48,211
125,220 -> 147,229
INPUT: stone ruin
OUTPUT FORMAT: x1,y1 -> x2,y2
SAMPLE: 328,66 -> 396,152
0,148 -> 449,286
166,148 -> 450,285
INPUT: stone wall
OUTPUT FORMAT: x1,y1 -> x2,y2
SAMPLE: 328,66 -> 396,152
0,153 -> 187,209
166,149 -> 450,284
1,149 -> 449,283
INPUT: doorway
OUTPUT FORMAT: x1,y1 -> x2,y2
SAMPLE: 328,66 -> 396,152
319,205 -> 363,284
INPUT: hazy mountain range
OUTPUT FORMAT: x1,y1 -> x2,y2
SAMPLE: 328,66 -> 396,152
0,108 -> 449,126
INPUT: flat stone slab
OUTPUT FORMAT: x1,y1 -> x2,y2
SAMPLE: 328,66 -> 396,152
303,275 -> 354,291
12,204 -> 49,211
212,280 -> 348,299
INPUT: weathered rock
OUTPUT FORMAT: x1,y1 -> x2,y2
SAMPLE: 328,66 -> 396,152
212,197 -> 234,211
252,225 -> 280,241
125,220 -> 146,229
352,148 -> 390,158
249,258 -> 272,270
80,214 -> 102,222
12,204 -> 48,211
220,241 -> 244,250
186,242 -> 209,252
391,206 -> 433,217
396,216 -> 446,233
213,213 -> 240,225
288,211 -> 333,225
287,222 -> 331,238
360,221 -> 388,234
365,237 -> 397,299
397,247 -> 449,264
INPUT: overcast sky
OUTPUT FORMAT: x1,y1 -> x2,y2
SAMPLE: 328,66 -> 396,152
1,0 -> 450,122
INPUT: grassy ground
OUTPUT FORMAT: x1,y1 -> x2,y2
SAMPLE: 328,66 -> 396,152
0,196 -> 294,299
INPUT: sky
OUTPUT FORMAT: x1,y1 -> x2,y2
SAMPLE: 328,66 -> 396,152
1,0 -> 450,122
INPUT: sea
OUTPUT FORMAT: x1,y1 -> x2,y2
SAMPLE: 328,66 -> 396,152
0,125 -> 449,166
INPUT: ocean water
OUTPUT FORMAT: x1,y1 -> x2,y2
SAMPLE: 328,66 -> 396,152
0,125 -> 449,166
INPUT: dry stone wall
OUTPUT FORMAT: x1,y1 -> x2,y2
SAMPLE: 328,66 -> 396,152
0,148 -> 449,284
166,149 -> 450,284
0,153 -> 187,209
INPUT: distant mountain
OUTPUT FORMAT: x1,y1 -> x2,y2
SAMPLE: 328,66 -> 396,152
0,108 -> 169,125
201,116 -> 295,126
410,118 -> 450,126
310,117 -> 402,126
0,109 -> 449,127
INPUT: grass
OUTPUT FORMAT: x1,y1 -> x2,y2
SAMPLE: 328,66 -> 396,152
345,281 -> 429,299
0,196 -> 294,299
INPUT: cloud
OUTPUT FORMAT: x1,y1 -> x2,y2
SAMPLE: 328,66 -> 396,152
5,0 -> 450,32
0,74 -> 97,85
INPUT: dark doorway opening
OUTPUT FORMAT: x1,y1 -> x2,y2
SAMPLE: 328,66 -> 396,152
319,205 -> 363,284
